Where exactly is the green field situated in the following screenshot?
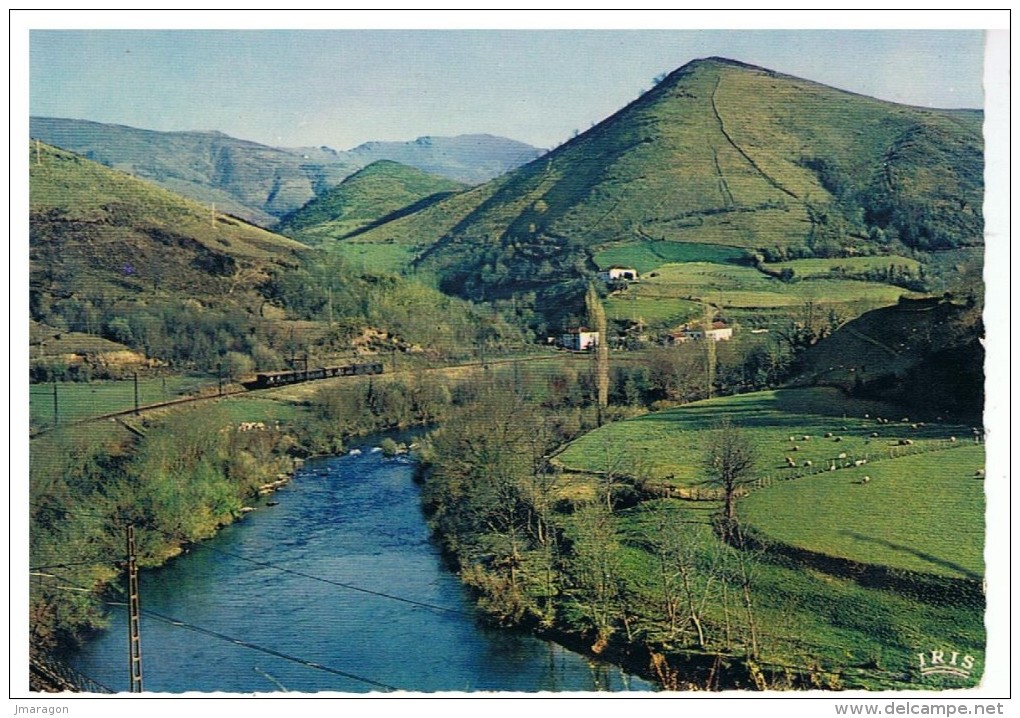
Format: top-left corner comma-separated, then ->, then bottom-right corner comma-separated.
594,241 -> 750,274
603,261 -> 910,329
327,240 -> 419,275
552,387 -> 985,687
608,498 -> 984,689
742,445 -> 985,580
556,388 -> 969,486
762,255 -> 921,278
29,375 -> 213,430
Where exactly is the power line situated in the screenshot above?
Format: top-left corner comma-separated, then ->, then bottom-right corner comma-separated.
192,543 -> 472,618
38,572 -> 399,692
30,503 -> 472,616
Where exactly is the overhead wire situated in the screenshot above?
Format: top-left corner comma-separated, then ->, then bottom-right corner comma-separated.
38,571 -> 399,692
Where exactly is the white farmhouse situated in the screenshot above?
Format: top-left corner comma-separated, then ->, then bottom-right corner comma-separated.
670,321 -> 734,343
597,266 -> 639,282
560,328 -> 600,351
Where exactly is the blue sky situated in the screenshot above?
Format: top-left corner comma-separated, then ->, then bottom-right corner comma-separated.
27,23 -> 990,151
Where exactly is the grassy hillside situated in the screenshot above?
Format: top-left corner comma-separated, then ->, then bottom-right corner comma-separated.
30,117 -> 360,226
31,118 -> 542,227
788,296 -> 984,420
351,57 -> 981,327
742,444 -> 984,580
30,142 -> 307,300
275,160 -> 466,242
555,387 -> 969,485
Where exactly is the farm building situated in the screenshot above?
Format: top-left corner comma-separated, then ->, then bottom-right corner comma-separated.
670,321 -> 734,343
560,328 -> 600,351
597,266 -> 639,282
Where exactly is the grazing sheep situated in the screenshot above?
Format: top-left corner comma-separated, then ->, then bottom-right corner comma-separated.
870,432 -> 879,438
792,445 -> 799,451
950,436 -> 957,443
837,452 -> 848,460
911,423 -> 919,430
864,414 -> 870,419
785,456 -> 797,467
854,459 -> 867,467
803,460 -> 813,468
975,469 -> 985,478
901,417 -> 910,423
824,432 -> 833,438
862,476 -> 871,484
802,435 -> 811,441
898,439 -> 914,446
789,436 -> 796,443
834,436 -> 842,442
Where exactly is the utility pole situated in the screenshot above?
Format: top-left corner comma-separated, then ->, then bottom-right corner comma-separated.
126,525 -> 143,693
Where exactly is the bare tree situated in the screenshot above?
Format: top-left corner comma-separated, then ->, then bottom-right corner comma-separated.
703,418 -> 758,536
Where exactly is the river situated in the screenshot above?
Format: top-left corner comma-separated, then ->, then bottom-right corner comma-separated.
68,440 -> 654,693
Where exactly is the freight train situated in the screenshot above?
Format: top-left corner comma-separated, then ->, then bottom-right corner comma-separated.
246,362 -> 384,389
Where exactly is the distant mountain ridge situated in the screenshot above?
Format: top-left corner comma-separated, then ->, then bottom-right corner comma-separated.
28,117 -> 544,227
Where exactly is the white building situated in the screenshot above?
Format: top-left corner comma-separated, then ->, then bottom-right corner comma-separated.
597,266 -> 639,282
560,329 -> 600,351
671,321 -> 733,343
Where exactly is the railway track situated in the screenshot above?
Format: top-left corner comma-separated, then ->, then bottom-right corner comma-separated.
28,353 -> 569,439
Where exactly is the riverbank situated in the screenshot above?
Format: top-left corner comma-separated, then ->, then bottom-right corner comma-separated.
64,448 -> 654,693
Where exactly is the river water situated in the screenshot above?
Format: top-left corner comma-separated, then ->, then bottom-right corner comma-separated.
69,442 -> 654,694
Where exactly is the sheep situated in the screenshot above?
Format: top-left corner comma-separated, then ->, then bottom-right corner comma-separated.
791,444 -> 799,451
864,414 -> 870,419
824,432 -> 833,438
949,436 -> 957,443
911,423 -> 919,430
789,436 -> 796,443
834,436 -> 843,442
901,417 -> 910,423
862,476 -> 871,484
837,452 -> 848,460
803,460 -> 813,468
801,435 -> 812,441
870,432 -> 879,438
975,469 -> 985,478
898,439 -> 914,446
854,459 -> 867,467
785,456 -> 797,468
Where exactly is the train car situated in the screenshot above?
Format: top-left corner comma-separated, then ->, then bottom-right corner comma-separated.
248,362 -> 384,390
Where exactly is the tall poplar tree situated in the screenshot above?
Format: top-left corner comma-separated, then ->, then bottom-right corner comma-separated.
585,283 -> 609,423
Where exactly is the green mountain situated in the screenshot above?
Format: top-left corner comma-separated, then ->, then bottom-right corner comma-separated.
29,118 -> 543,227
29,117 -> 360,227
30,142 -> 308,300
351,57 -> 982,313
275,160 -> 467,242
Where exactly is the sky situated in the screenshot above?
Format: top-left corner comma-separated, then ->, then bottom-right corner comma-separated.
23,14 -> 995,152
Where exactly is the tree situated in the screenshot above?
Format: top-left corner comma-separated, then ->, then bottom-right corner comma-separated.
703,419 -> 758,535
585,283 -> 609,422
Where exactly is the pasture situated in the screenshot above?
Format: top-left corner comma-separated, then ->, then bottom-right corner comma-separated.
582,497 -> 985,688
555,387 -> 971,487
29,374 -> 213,431
742,444 -> 985,580
594,240 -> 749,274
630,262 -> 908,307
762,255 -> 921,279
